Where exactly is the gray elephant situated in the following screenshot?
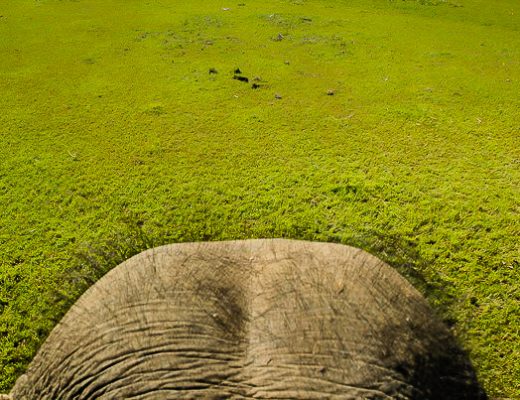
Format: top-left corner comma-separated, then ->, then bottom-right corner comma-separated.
5,239 -> 485,399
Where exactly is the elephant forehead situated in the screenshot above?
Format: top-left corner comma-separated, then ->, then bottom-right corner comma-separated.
89,238 -> 419,304
67,240 -> 425,346
11,240 -> 447,399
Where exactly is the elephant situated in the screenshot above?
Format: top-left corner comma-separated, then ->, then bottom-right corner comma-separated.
5,239 -> 486,399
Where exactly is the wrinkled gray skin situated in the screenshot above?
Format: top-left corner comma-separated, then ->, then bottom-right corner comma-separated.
7,239 -> 485,399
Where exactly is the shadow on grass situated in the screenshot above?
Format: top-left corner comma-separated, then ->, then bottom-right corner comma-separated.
358,231 -> 458,325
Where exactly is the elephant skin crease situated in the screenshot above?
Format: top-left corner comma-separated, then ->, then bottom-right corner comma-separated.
8,239 -> 487,399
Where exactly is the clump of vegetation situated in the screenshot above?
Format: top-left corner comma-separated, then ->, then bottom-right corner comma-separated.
0,0 -> 519,397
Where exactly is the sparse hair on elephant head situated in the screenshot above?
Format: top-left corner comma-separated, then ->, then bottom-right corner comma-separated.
7,239 -> 486,399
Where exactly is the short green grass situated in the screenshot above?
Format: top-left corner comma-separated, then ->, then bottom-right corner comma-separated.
1,0 -> 519,397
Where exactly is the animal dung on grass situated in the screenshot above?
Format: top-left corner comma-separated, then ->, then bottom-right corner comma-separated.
233,74 -> 249,83
8,240 -> 486,399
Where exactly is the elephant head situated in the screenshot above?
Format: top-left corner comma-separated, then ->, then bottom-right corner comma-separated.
6,239 -> 486,399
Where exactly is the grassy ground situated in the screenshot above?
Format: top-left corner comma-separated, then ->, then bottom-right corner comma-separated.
0,0 -> 519,397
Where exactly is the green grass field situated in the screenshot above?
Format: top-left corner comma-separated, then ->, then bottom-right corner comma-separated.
1,0 -> 519,397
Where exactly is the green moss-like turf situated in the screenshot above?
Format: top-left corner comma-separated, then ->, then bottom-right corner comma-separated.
1,0 -> 519,397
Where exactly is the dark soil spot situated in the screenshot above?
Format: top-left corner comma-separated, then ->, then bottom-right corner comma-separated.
273,33 -> 284,41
